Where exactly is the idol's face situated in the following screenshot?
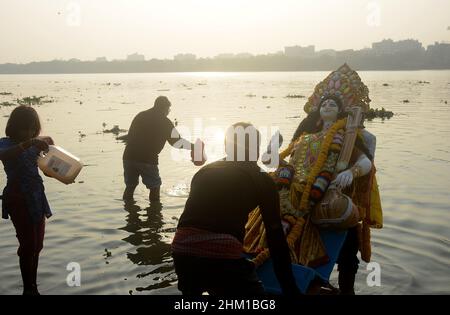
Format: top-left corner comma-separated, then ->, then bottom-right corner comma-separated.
320,99 -> 339,122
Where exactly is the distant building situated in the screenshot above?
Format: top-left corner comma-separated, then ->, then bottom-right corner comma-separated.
336,49 -> 355,58
126,53 -> 145,61
174,53 -> 197,61
372,39 -> 424,55
215,53 -> 235,60
284,45 -> 315,58
426,42 -> 450,65
317,49 -> 337,57
95,57 -> 108,62
235,53 -> 253,59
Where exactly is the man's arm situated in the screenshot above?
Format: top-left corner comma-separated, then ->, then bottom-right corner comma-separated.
258,175 -> 301,296
167,124 -> 193,150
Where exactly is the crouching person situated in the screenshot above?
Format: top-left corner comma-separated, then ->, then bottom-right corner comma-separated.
171,122 -> 300,296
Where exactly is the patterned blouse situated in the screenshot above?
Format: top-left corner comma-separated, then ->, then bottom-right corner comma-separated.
0,137 -> 52,223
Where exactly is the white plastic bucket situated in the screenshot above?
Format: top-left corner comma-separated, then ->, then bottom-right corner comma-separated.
37,145 -> 83,185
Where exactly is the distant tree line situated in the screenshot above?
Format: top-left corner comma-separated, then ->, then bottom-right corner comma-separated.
0,51 -> 449,74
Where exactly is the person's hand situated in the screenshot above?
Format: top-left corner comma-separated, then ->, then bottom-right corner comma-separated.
36,136 -> 54,145
191,139 -> 207,166
331,169 -> 353,189
30,138 -> 50,152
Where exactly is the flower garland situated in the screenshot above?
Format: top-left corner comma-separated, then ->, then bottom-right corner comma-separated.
299,118 -> 347,211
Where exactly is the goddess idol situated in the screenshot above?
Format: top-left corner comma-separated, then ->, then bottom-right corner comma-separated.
243,64 -> 383,294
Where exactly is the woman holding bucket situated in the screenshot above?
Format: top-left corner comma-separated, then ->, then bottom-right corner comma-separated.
0,105 -> 54,295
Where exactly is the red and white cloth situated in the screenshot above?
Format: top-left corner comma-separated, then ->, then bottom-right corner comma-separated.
172,227 -> 243,260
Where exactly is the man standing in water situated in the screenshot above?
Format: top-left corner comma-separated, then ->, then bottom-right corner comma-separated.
171,122 -> 300,296
122,96 -> 205,202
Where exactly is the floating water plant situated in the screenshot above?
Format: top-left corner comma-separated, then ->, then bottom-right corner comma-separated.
103,125 -> 127,136
0,101 -> 16,107
16,96 -> 54,106
366,107 -> 394,121
285,94 -> 305,99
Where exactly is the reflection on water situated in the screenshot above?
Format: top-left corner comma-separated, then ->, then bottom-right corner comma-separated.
0,71 -> 449,294
120,201 -> 175,293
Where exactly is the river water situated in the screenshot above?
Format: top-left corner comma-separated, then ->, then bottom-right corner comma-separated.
0,71 -> 449,295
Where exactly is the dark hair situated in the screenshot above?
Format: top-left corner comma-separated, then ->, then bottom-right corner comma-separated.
154,96 -> 171,110
5,105 -> 41,142
225,122 -> 261,162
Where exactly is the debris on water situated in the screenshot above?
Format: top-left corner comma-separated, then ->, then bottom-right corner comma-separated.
366,107 -> 394,121
174,119 -> 178,126
0,101 -> 16,107
78,181 -> 84,184
0,92 -> 12,95
78,131 -> 86,140
197,82 -> 207,86
266,106 -> 271,108
402,99 -> 410,103
16,96 -> 54,106
104,248 -> 112,258
418,81 -> 430,84
382,83 -> 389,86
79,101 -> 83,105
103,125 -> 127,136
262,96 -> 268,99
285,94 -> 305,99
246,94 -> 256,97
116,134 -> 128,142
129,290 -> 133,295
97,107 -> 118,112
113,83 -> 121,86
16,96 -> 55,106
287,115 -> 301,119
157,89 -> 170,92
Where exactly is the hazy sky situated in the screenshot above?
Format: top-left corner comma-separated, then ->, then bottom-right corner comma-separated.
0,0 -> 449,63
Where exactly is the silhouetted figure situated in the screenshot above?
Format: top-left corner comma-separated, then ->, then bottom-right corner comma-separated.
0,106 -> 54,295
171,122 -> 300,296
122,96 -> 205,202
